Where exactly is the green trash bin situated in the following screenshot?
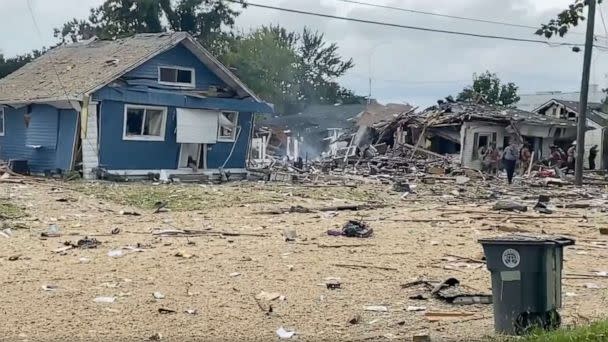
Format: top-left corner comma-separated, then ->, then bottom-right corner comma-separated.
478,235 -> 575,335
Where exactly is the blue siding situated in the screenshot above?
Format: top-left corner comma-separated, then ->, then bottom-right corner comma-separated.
0,105 -> 77,173
125,43 -> 226,90
97,100 -> 253,170
55,110 -> 78,170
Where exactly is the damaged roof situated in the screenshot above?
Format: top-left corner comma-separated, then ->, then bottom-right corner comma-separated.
422,101 -> 578,128
0,32 -> 260,104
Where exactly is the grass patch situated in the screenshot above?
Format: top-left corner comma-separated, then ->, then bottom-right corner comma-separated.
0,200 -> 27,219
494,321 -> 608,342
68,182 -> 390,211
522,321 -> 608,342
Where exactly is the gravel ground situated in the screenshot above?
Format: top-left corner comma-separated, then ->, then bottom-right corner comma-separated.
0,179 -> 606,341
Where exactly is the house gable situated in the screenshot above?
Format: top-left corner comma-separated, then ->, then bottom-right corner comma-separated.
124,43 -> 228,92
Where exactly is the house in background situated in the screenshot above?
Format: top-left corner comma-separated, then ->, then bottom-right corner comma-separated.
420,102 -> 578,170
533,99 -> 608,169
0,32 -> 272,179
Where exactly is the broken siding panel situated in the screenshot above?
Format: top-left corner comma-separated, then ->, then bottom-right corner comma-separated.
0,105 -> 76,173
124,43 -> 226,91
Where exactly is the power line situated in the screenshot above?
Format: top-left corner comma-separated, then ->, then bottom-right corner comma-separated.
337,0 -> 542,31
230,0 -> 605,49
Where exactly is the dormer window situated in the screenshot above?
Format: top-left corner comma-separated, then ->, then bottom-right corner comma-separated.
158,66 -> 195,87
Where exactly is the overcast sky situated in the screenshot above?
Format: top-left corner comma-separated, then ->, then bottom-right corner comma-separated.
1,0 -> 607,106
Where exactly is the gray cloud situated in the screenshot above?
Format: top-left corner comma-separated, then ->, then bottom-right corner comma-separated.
0,0 -> 606,106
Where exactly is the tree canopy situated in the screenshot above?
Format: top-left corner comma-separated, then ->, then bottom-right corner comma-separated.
0,49 -> 45,79
457,71 -> 520,106
1,0 -> 358,114
536,0 -> 603,38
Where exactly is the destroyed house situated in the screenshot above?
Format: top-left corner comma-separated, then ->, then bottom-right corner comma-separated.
421,102 -> 578,170
533,99 -> 608,169
0,32 -> 272,178
257,103 -> 367,159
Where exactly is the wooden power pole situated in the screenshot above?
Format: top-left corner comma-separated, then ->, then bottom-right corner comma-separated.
575,0 -> 596,186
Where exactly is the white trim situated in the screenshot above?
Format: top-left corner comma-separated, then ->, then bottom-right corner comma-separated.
0,107 -> 5,136
157,65 -> 196,88
217,111 -> 238,142
83,102 -> 100,179
101,168 -> 247,177
122,104 -> 167,141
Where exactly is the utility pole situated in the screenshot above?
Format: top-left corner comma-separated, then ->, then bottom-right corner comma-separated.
575,0 -> 596,186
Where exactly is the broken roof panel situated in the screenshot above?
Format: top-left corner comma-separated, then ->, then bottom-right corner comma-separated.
421,102 -> 578,128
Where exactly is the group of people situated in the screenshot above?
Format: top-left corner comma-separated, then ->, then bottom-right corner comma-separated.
479,140 -> 600,185
478,141 -> 529,184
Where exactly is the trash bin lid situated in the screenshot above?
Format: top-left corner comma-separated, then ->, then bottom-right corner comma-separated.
478,234 -> 575,246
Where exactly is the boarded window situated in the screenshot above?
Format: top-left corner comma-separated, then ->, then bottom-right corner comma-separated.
158,66 -> 194,87
123,105 -> 167,141
176,108 -> 218,144
218,111 -> 238,141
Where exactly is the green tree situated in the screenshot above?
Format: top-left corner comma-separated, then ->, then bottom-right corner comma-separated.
536,0 -> 603,38
0,49 -> 45,79
54,0 -> 244,55
457,71 -> 520,106
222,25 -> 357,114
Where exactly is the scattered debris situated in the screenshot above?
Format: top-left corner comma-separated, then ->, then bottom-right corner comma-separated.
8,255 -> 20,261
175,251 -> 195,259
283,228 -> 297,242
326,278 -> 341,290
108,250 -> 124,258
365,305 -> 388,312
153,201 -> 168,213
119,210 -> 141,216
41,224 -> 61,238
110,227 -> 121,235
492,201 -> 527,212
0,228 -> 12,238
600,228 -> 608,235
158,308 -> 177,314
412,333 -> 431,342
255,291 -> 282,301
76,237 -> 101,249
148,332 -> 162,341
327,220 -> 373,238
41,284 -> 59,291
229,272 -> 241,277
406,306 -> 427,312
276,327 -> 296,339
348,314 -> 361,325
402,277 -> 492,305
184,309 -> 198,315
93,296 -> 116,303
153,292 -> 165,300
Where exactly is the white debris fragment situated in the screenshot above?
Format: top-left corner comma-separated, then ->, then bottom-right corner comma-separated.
406,306 -> 427,312
153,292 -> 165,300
365,305 -> 388,312
94,296 -> 116,303
276,327 -> 296,339
108,250 -> 123,258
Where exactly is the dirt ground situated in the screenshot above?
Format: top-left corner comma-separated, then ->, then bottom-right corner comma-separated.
0,178 -> 607,341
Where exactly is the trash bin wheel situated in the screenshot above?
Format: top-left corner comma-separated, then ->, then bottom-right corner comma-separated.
515,310 -> 561,335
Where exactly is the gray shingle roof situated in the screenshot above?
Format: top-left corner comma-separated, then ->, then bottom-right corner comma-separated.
0,32 -> 259,104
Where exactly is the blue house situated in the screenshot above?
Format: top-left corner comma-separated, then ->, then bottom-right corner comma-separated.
0,32 -> 272,179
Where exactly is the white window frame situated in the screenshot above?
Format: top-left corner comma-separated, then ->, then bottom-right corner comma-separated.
157,66 -> 196,88
217,111 -> 239,142
122,104 -> 167,141
0,107 -> 4,136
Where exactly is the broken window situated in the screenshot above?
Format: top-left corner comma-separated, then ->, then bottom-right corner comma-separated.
472,132 -> 496,160
218,111 -> 238,141
158,66 -> 195,87
123,105 -> 166,141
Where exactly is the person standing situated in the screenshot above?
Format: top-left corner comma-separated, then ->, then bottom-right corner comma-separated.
489,143 -> 500,175
519,143 -> 532,174
567,142 -> 576,174
503,141 -> 518,184
589,145 -> 598,170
